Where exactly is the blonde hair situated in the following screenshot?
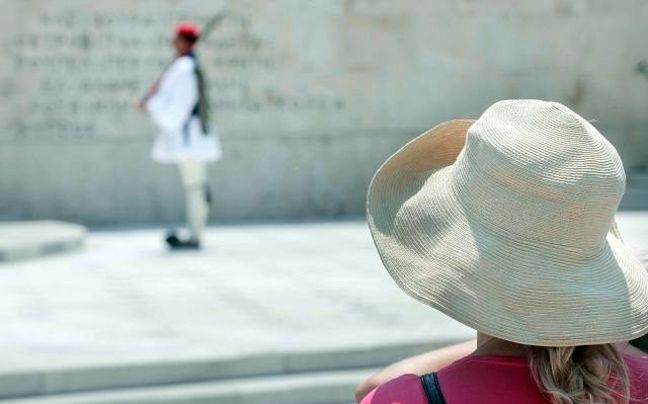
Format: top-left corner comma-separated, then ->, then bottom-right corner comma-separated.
529,344 -> 630,404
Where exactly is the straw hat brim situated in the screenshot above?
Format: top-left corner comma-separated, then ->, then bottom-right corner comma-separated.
367,120 -> 648,347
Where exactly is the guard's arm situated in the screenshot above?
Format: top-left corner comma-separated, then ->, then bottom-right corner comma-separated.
145,60 -> 198,133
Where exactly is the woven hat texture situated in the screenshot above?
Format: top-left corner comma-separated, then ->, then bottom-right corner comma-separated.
367,99 -> 648,346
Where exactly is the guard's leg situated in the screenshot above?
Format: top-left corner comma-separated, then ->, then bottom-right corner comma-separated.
178,161 -> 210,243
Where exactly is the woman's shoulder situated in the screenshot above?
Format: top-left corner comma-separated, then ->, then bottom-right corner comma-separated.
626,354 -> 648,379
626,353 -> 648,370
360,355 -> 648,404
360,374 -> 428,404
624,355 -> 648,403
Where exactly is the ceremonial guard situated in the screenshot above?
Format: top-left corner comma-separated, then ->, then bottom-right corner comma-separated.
141,23 -> 221,249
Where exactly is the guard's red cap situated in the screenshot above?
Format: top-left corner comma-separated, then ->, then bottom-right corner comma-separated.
175,23 -> 201,40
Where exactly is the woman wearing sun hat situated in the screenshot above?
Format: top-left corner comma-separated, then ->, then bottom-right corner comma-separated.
355,250 -> 648,403
362,99 -> 648,404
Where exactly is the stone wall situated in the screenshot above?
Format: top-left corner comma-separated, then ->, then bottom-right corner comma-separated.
1,0 -> 647,224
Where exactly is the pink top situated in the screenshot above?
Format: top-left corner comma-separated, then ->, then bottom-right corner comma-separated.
361,355 -> 648,404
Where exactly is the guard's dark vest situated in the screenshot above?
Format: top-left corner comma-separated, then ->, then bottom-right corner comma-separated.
188,53 -> 209,134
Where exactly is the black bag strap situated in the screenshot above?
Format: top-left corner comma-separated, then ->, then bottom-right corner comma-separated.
421,373 -> 447,404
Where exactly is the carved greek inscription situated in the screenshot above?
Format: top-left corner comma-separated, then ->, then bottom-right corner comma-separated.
3,8 -> 346,142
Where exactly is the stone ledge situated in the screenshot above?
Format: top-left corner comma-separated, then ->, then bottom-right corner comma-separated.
0,368 -> 374,404
0,338 -> 469,400
0,221 -> 86,262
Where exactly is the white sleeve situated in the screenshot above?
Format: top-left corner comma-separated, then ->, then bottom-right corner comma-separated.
145,59 -> 198,133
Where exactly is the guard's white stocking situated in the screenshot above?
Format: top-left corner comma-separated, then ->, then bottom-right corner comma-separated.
177,161 -> 209,241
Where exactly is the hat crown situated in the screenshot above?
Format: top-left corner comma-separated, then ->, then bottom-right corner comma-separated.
366,99 -> 648,346
452,100 -> 625,256
175,22 -> 201,39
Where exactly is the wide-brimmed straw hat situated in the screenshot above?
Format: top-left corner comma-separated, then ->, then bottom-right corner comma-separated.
367,99 -> 648,347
